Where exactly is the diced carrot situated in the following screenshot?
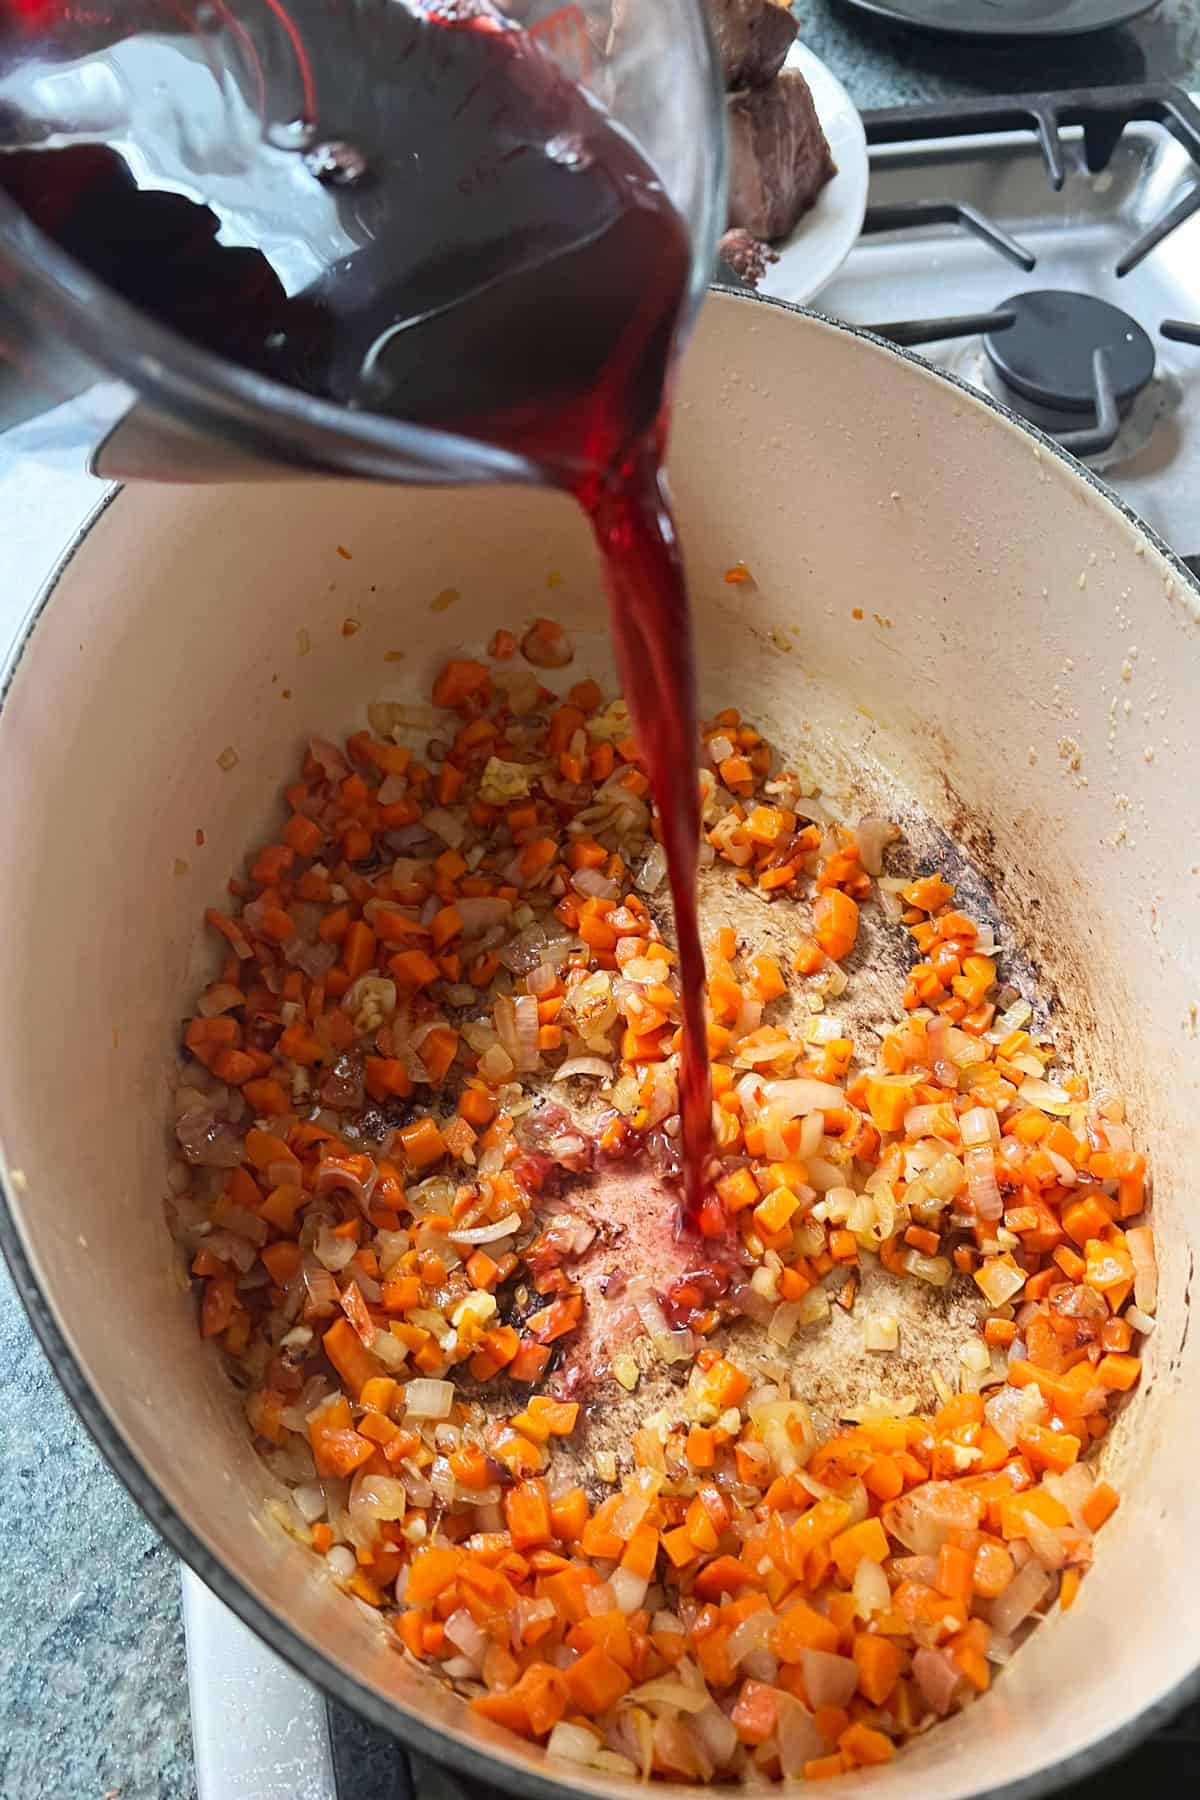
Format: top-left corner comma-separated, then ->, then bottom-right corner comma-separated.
731,1679 -> 781,1746
1096,1353 -> 1141,1392
342,921 -> 376,981
803,1754 -> 848,1781
389,948 -> 439,988
364,1056 -> 413,1103
813,889 -> 859,962
322,1319 -> 383,1399
852,1633 -> 901,1706
1081,1481 -> 1120,1532
772,1601 -> 840,1660
864,1072 -> 920,1133
432,658 -> 490,710
243,1078 -> 289,1117
839,1722 -> 895,1768
549,1487 -> 590,1545
398,1118 -> 446,1170
830,1517 -> 889,1582
972,1539 -> 1014,1598
407,1544 -> 463,1605
508,1339 -> 551,1384
308,1395 -> 374,1478
1017,1425 -> 1082,1472
504,1478 -> 554,1550
258,1183 -> 306,1231
563,1647 -> 631,1716
419,1026 -> 459,1086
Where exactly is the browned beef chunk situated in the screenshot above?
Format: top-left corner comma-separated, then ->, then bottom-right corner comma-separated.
708,0 -> 799,89
717,227 -> 779,288
609,0 -> 796,91
726,66 -> 836,242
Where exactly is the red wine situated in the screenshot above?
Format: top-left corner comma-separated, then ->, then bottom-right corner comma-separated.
0,0 -> 714,1219
585,442 -> 714,1229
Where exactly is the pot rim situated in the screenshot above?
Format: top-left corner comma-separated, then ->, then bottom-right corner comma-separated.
1,289 -> 1197,1799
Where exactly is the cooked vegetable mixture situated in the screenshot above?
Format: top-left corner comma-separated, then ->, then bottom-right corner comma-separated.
171,625 -> 1154,1782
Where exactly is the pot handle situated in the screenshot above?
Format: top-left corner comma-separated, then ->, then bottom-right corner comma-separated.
181,1565 -> 339,1800
181,1566 -> 480,1800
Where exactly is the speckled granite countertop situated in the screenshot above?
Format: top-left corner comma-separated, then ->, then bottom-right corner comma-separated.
3,6 -> 1200,1797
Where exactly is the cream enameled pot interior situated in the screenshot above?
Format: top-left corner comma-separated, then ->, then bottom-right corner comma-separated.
0,293 -> 1197,1799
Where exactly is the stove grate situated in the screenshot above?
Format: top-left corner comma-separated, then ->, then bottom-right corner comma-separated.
862,202 -> 1035,270
856,87 -> 1200,459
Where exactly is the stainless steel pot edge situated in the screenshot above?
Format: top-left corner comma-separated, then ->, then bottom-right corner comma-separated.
0,290 -> 1197,1800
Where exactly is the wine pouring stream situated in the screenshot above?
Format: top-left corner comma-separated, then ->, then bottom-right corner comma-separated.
0,0 -> 727,1223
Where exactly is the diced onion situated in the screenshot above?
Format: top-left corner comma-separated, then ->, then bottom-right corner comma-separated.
547,1722 -> 603,1766
293,1484 -> 327,1524
987,1557 -> 1052,1635
762,1078 -> 845,1118
478,1043 -> 514,1083
1017,1076 -> 1075,1115
855,816 -> 899,877
456,897 -> 512,936
853,1558 -> 890,1619
553,1056 -> 613,1083
631,1678 -> 712,1715
694,1705 -> 739,1770
1043,1463 -> 1096,1535
768,1302 -> 802,1347
1127,1226 -> 1157,1314
961,1106 -> 1000,1149
797,1285 -> 831,1325
510,993 -> 539,1070
964,1146 -> 1003,1220
975,1257 -> 1026,1307
571,868 -> 620,901
404,1378 -> 454,1418
996,998 -> 1033,1033
1024,1512 -> 1068,1571
635,843 -> 668,894
942,1028 -> 990,1069
314,1225 -> 358,1272
728,1610 -> 773,1668
422,807 -> 466,849
447,1213 -> 523,1245
349,1471 -> 408,1523
903,1249 -> 952,1287
776,1696 -> 826,1777
912,1647 -> 962,1716
800,1648 -> 857,1708
499,920 -> 574,975
611,1565 -> 648,1614
884,1483 -> 976,1554
864,1314 -> 898,1353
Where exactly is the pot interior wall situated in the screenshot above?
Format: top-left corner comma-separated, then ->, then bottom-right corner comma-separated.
0,293 -> 1197,1799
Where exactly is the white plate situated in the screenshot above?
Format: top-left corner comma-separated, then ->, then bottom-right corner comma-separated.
756,41 -> 869,308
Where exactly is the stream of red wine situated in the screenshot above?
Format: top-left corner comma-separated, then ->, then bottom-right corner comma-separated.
0,0 -> 715,1221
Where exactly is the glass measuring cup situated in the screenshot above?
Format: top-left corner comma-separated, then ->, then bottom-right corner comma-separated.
0,1 -> 726,484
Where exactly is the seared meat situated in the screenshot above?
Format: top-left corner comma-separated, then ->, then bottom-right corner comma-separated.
717,227 -> 780,288
610,0 -> 796,92
708,0 -> 799,89
726,66 -> 837,242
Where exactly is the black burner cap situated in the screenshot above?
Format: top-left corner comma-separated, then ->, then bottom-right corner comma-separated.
984,290 -> 1156,412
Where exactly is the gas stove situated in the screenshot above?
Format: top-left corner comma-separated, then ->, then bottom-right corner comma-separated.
814,85 -> 1200,572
